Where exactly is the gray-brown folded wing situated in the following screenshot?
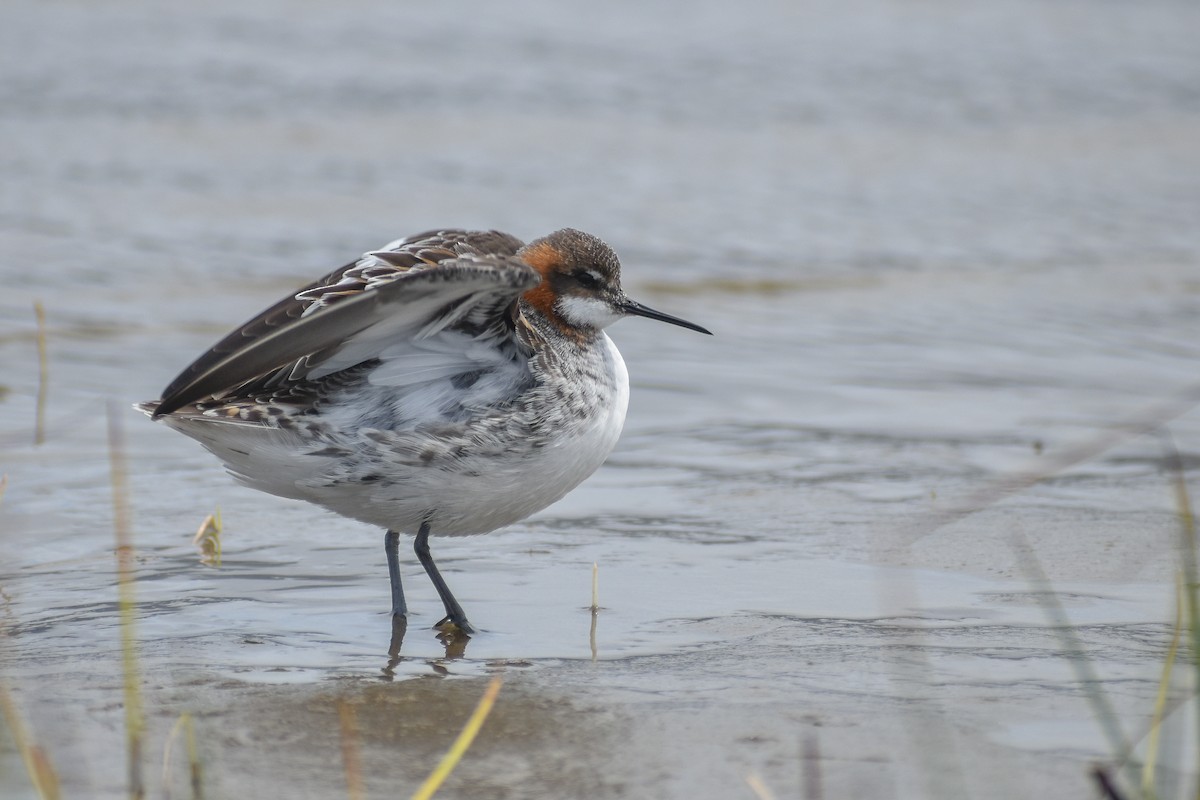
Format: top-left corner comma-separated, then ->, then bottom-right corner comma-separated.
153,230 -> 534,416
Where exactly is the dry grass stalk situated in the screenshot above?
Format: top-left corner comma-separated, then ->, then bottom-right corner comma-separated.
162,713 -> 203,800
901,386 -> 1200,553
745,773 -> 777,800
409,677 -> 502,800
0,683 -> 61,799
184,716 -> 202,800
1140,573 -> 1184,797
1092,765 -> 1127,800
803,723 -> 824,800
1010,529 -> 1137,789
590,562 -> 599,612
192,510 -> 222,567
33,301 -> 48,446
108,403 -> 144,800
338,700 -> 365,800
590,562 -> 599,660
1162,436 -> 1200,800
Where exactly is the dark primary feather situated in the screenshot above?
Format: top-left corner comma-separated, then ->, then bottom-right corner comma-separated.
153,230 -> 534,417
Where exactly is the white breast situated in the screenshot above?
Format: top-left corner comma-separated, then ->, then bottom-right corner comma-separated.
305,333 -> 631,535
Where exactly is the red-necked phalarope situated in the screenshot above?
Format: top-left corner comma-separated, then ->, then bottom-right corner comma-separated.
138,228 -> 710,633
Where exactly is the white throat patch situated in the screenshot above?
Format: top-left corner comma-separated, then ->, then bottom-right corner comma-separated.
557,295 -> 623,329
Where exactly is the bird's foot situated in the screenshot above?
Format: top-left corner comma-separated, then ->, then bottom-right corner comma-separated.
434,614 -> 475,635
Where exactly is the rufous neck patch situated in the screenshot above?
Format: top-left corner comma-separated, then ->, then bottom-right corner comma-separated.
518,241 -> 590,342
519,240 -> 563,320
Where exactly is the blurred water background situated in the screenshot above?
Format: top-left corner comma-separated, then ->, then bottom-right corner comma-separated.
2,1 -> 1199,797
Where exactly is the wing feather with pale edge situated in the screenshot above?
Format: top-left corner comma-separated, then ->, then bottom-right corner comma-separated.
153,231 -> 536,417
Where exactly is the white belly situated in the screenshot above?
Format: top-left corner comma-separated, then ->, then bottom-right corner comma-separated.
328,334 -> 631,534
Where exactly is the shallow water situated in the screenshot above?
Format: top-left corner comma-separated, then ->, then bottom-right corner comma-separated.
2,0 -> 1200,797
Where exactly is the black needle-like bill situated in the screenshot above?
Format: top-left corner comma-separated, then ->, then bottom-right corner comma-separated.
620,298 -> 712,335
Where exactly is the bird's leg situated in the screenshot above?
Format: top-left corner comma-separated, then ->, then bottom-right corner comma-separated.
413,521 -> 474,634
385,529 -> 407,618
384,614 -> 408,677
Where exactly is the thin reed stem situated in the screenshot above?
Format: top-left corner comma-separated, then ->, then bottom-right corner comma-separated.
33,301 -> 48,445
108,403 -> 144,800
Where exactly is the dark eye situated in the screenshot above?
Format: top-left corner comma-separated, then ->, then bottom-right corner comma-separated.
573,270 -> 602,289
